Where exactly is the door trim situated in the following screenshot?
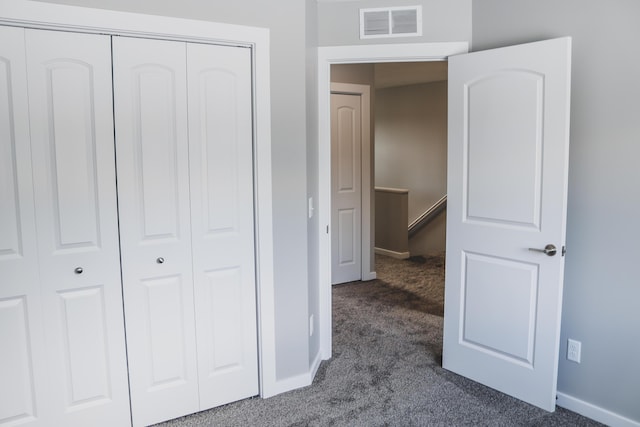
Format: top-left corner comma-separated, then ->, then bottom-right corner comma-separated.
0,0 -> 279,398
318,42 -> 469,359
330,82 -> 372,284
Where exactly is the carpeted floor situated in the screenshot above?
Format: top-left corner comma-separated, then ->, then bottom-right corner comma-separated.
155,254 -> 603,427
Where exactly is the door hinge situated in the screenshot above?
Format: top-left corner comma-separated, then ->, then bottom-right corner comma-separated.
326,225 -> 329,234
562,246 -> 566,256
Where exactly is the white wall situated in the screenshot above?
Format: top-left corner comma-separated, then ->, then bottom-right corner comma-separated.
375,82 -> 447,254
35,0 -> 312,382
318,0 -> 472,46
473,1 -> 640,423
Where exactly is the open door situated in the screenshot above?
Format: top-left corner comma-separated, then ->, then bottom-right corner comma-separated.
443,38 -> 572,411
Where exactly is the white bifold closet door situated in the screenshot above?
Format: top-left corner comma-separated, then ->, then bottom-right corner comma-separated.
0,25 -> 47,427
113,37 -> 258,427
0,27 -> 131,427
187,42 -> 259,408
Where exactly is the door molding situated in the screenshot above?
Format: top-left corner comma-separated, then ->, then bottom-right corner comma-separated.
0,0 -> 279,399
317,42 -> 469,359
331,82 -> 372,284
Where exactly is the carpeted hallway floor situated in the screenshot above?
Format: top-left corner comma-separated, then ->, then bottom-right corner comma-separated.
156,254 -> 603,427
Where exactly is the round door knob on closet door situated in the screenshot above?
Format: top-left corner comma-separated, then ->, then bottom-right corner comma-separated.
156,257 -> 165,264
74,267 -> 84,274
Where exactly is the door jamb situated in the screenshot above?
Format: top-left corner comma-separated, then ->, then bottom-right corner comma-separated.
318,42 -> 469,359
330,82 -> 373,284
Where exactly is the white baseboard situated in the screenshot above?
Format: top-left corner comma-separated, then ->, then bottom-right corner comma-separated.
262,351 -> 323,399
362,271 -> 377,281
374,247 -> 410,259
557,392 -> 640,427
309,350 -> 322,379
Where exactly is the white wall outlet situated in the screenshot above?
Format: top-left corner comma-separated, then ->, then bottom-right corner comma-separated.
567,339 -> 581,363
309,314 -> 314,337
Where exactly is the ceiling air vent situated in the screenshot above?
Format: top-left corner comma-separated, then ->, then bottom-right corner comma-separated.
360,6 -> 422,39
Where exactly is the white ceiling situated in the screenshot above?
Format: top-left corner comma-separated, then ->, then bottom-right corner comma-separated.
374,61 -> 448,89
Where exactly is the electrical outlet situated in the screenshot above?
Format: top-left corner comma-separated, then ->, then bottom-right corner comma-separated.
567,339 -> 581,363
309,314 -> 314,337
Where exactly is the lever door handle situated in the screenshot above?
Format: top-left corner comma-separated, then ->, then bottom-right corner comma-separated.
528,244 -> 557,256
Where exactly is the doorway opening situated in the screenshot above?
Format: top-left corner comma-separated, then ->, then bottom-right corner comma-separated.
328,61 -> 450,377
317,42 -> 469,359
330,61 -> 448,285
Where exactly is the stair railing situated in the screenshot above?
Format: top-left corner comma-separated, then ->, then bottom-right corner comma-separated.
408,194 -> 447,237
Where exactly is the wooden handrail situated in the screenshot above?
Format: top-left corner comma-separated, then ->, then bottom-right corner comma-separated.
408,195 -> 447,237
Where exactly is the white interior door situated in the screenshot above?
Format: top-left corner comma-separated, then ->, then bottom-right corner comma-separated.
187,43 -> 259,408
331,93 -> 362,284
0,25 -> 47,426
443,37 -> 572,411
113,37 -> 199,427
24,29 -> 131,426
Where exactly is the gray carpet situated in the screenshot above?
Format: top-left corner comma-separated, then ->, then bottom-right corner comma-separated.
155,254 -> 603,427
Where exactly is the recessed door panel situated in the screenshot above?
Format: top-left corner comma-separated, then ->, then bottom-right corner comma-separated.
337,106 -> 357,193
204,268 -> 243,372
465,71 -> 543,229
187,42 -> 258,410
135,68 -> 181,240
337,209 -> 356,266
0,297 -> 37,425
142,275 -> 190,389
0,57 -> 26,260
58,287 -> 111,407
25,28 -> 130,427
196,68 -> 241,234
113,36 -> 199,427
46,64 -> 101,249
462,253 -> 537,365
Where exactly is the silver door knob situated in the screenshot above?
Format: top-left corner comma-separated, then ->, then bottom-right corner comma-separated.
74,267 -> 84,274
528,244 -> 557,256
156,257 -> 165,264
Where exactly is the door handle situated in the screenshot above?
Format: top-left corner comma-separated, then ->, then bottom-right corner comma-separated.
528,244 -> 557,256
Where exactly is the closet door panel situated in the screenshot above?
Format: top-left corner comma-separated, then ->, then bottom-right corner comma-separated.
0,26 -> 46,427
113,36 -> 199,427
187,43 -> 259,408
24,29 -> 130,426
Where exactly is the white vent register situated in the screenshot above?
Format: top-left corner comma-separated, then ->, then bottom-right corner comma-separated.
360,6 -> 422,39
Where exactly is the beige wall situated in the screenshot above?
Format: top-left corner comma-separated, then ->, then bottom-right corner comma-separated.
375,81 -> 447,254
375,189 -> 409,255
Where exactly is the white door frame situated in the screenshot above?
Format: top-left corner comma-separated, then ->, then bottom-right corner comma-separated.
330,82 -> 372,284
0,0 -> 279,398
318,42 -> 469,359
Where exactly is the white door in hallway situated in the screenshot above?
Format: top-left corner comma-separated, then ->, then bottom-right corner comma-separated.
443,37 -> 572,411
331,93 -> 362,284
24,28 -> 129,426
